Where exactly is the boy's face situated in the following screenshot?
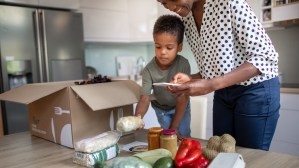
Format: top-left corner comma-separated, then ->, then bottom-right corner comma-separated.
154,32 -> 182,70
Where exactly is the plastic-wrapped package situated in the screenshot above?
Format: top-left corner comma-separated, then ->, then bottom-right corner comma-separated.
75,131 -> 121,153
73,143 -> 120,167
116,116 -> 144,132
105,156 -> 152,168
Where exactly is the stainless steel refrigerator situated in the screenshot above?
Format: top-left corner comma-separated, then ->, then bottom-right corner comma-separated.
0,4 -> 86,134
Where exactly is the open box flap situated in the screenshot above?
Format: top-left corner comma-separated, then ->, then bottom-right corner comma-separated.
71,80 -> 140,111
0,81 -> 75,104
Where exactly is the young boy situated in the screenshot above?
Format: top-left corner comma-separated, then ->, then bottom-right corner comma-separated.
135,15 -> 191,138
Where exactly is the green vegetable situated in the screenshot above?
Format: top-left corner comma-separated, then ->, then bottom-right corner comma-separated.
105,157 -> 152,168
94,161 -> 106,168
133,148 -> 172,166
153,156 -> 174,168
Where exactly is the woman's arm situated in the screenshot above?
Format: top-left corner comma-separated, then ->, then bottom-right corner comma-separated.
170,62 -> 260,96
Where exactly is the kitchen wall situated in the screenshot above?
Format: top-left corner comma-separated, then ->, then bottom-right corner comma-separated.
84,41 -> 198,77
85,26 -> 299,84
267,25 -> 299,84
85,42 -> 148,77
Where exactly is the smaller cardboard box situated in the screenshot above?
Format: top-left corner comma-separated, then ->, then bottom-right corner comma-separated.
0,80 -> 140,148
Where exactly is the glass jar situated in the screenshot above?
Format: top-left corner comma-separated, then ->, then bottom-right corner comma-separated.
148,127 -> 163,150
160,129 -> 177,159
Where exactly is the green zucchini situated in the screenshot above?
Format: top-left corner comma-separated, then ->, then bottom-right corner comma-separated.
133,148 -> 172,166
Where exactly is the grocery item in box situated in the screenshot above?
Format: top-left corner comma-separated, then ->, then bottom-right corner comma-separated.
75,131 -> 121,153
73,143 -> 120,167
116,116 -> 144,132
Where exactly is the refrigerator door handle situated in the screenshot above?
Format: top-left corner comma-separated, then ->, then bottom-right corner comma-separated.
34,10 -> 44,83
40,10 -> 50,82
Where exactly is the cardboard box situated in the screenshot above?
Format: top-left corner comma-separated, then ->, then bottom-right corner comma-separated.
0,80 -> 140,148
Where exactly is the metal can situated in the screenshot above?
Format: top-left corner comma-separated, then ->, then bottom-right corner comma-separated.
148,127 -> 163,150
160,129 -> 177,159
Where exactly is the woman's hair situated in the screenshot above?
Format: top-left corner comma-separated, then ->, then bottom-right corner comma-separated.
153,14 -> 185,44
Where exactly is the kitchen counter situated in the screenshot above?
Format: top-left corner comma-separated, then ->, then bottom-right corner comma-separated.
281,83 -> 299,94
1,131 -> 299,168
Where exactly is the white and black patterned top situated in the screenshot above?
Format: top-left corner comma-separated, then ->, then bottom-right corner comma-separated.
182,0 -> 279,85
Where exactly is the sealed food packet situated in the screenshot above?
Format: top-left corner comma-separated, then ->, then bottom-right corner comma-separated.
116,116 -> 144,132
75,131 -> 121,153
73,143 -> 120,167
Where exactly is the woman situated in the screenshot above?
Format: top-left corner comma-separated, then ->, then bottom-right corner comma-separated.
157,0 -> 280,150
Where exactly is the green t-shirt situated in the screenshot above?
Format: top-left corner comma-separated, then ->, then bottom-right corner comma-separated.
141,55 -> 191,110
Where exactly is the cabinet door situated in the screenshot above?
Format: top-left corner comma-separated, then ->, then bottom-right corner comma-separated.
79,0 -> 130,42
1,0 -> 80,9
128,0 -> 158,42
79,0 -> 128,12
38,0 -> 80,10
272,3 -> 299,22
270,93 -> 299,156
79,8 -> 130,42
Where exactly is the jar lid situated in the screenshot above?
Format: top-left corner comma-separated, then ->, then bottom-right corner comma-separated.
148,127 -> 163,133
161,129 -> 176,135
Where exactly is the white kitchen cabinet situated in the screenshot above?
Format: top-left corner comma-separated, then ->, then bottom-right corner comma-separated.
79,0 -> 128,12
79,8 -> 130,42
79,0 -> 164,42
205,93 -> 214,139
190,96 -> 208,140
79,0 -> 130,42
127,0 -> 158,42
272,2 -> 299,22
38,0 -> 80,10
269,93 -> 299,156
1,0 -> 80,9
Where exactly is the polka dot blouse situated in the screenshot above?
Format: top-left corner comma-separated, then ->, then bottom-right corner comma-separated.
182,0 -> 279,86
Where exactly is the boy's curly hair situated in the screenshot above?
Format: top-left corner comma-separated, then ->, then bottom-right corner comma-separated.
153,14 -> 185,44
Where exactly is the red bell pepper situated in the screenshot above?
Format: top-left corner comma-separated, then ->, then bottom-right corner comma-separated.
175,138 -> 193,161
180,156 -> 209,168
175,138 -> 202,167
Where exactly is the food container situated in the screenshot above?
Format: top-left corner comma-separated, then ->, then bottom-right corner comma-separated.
160,129 -> 177,158
148,127 -> 163,150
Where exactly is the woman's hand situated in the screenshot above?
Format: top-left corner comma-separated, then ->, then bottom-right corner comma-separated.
170,78 -> 216,96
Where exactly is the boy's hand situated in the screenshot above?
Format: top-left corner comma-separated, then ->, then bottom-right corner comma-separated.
135,114 -> 145,129
172,72 -> 192,84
